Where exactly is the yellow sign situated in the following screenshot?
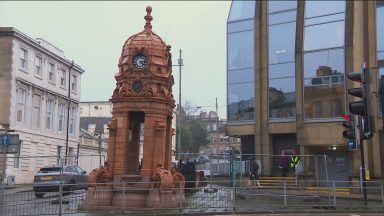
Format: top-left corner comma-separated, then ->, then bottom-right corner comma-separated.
365,170 -> 370,180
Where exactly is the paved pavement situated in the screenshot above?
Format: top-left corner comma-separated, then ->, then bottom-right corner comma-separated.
4,184 -> 33,194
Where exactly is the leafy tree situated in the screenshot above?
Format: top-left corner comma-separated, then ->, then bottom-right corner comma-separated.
180,120 -> 208,153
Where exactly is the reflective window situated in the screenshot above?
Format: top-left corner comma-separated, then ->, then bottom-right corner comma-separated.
269,63 -> 295,79
228,19 -> 254,33
305,1 -> 345,18
304,49 -> 344,78
378,1 -> 384,52
228,0 -> 256,21
305,13 -> 344,26
228,30 -> 254,70
269,22 -> 296,64
304,21 -> 344,51
269,10 -> 297,25
268,1 -> 296,120
303,0 -> 345,120
228,68 -> 254,84
269,0 -> 297,13
269,77 -> 296,119
303,50 -> 345,119
228,83 -> 255,121
377,1 -> 384,114
227,1 -> 256,123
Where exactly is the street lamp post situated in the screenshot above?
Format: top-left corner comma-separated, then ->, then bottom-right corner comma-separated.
176,49 -> 183,159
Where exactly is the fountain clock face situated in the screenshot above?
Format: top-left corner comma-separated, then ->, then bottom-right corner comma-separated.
133,54 -> 148,69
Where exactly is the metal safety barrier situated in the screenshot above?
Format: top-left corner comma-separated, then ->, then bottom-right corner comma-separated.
1,179 -> 384,215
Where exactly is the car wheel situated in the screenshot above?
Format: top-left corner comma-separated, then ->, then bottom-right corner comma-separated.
68,180 -> 76,192
35,192 -> 44,198
63,180 -> 75,195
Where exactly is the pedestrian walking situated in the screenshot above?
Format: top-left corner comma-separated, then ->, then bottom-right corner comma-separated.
278,151 -> 289,177
247,156 -> 262,191
290,150 -> 301,174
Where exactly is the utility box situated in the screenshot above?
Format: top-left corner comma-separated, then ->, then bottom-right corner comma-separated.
7,175 -> 15,186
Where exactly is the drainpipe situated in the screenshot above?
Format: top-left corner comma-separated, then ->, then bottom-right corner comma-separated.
65,60 -> 74,165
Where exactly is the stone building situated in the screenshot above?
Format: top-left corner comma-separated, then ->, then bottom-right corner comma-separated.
0,27 -> 84,184
226,0 -> 384,182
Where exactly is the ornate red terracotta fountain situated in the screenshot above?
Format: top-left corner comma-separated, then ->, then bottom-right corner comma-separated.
82,6 -> 185,209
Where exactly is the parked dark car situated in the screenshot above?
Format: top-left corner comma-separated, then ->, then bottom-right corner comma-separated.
33,165 -> 88,198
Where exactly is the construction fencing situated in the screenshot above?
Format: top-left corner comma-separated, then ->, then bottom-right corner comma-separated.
1,179 -> 384,215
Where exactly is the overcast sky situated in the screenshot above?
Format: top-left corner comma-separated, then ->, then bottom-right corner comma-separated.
0,1 -> 231,118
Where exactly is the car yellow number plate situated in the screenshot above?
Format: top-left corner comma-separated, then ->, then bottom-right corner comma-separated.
40,176 -> 52,180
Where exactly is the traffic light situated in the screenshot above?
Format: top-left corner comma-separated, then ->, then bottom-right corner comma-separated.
347,66 -> 373,140
342,114 -> 355,140
347,72 -> 365,115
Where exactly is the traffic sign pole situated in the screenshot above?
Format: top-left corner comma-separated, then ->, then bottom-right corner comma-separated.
0,127 -> 9,210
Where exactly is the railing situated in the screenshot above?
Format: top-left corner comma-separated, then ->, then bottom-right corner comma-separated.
1,179 -> 384,215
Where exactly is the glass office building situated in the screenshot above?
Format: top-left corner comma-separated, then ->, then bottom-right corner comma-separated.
226,0 -> 384,180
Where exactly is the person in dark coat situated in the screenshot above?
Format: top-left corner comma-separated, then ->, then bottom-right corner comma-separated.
278,151 -> 289,177
247,156 -> 262,191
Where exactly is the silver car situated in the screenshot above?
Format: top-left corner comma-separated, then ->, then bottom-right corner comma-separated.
33,165 -> 88,198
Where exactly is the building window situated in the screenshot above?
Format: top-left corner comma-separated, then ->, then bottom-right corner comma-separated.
71,74 -> 77,92
32,94 -> 41,128
58,103 -> 65,132
35,56 -> 42,77
48,63 -> 55,82
16,88 -> 27,123
227,13 -> 255,123
14,152 -> 20,168
60,69 -> 66,87
19,47 -> 28,70
377,1 -> 384,114
268,1 -> 297,120
88,124 -> 96,134
57,146 -> 62,166
303,0 -> 346,120
46,98 -> 54,130
69,107 -> 76,135
103,123 -> 109,135
228,0 -> 255,22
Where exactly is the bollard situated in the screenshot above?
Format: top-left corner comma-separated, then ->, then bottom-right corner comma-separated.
333,181 -> 336,206
283,180 -> 287,208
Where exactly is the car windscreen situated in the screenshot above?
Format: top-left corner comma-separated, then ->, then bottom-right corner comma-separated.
39,167 -> 62,173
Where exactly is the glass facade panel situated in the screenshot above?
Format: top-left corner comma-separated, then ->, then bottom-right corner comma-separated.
304,49 -> 344,78
228,19 -> 254,33
304,21 -> 345,51
377,1 -> 384,115
305,13 -> 345,26
228,83 -> 255,121
227,2 -> 256,123
269,77 -> 295,119
268,0 -> 297,13
228,30 -> 254,70
228,0 -> 255,21
378,1 -> 384,52
303,1 -> 345,120
303,50 -> 345,119
269,22 -> 296,64
268,1 -> 296,120
305,1 -> 345,18
228,68 -> 254,84
269,63 -> 295,79
269,10 -> 297,25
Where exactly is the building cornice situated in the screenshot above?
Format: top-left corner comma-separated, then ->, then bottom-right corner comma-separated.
0,27 -> 85,74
